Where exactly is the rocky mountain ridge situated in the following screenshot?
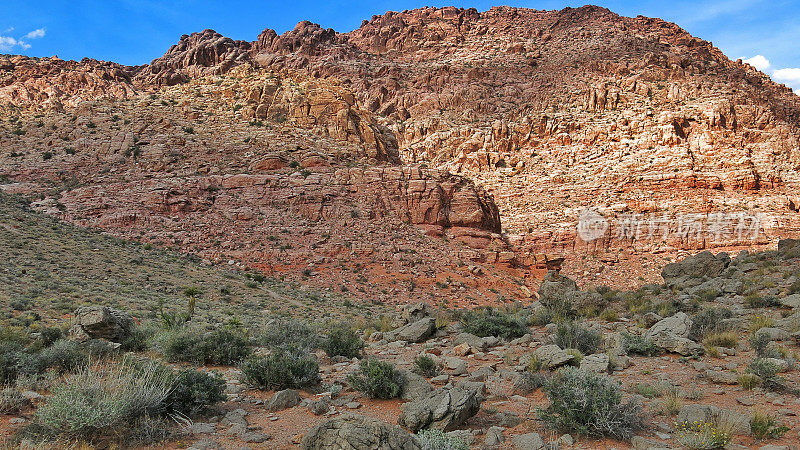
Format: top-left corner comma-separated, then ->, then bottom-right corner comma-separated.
2,5 -> 800,291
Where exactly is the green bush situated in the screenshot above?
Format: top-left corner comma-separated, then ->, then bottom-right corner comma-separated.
513,371 -> 547,395
166,369 -> 226,416
0,343 -> 23,383
461,308 -> 527,339
241,349 -> 320,390
554,322 -> 601,355
322,326 -> 363,358
416,429 -> 469,450
258,317 -> 320,351
750,411 -> 789,440
748,358 -> 779,380
0,388 -> 31,414
160,327 -> 251,365
413,355 -> 439,377
347,358 -> 405,399
28,362 -> 173,444
622,332 -> 659,356
690,307 -> 733,340
37,339 -> 90,374
749,330 -> 780,358
538,367 -> 645,440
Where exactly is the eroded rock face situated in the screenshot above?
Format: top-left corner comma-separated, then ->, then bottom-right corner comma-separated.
302,414 -> 421,450
68,306 -> 134,343
398,387 -> 481,432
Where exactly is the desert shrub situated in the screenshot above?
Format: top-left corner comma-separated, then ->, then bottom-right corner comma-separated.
166,369 -> 226,417
749,330 -> 778,358
750,411 -> 789,440
530,297 -> 576,326
0,343 -> 23,383
748,315 -> 774,332
241,348 -> 320,390
621,332 -> 659,356
0,388 -> 31,414
702,331 -> 738,349
675,420 -> 732,449
321,326 -> 363,358
748,358 -> 779,380
347,358 -> 404,399
690,307 -> 733,339
745,293 -> 780,308
416,429 -> 469,450
634,383 -> 662,399
513,371 -> 547,394
37,339 -> 90,374
28,362 -> 173,443
258,317 -> 320,351
694,288 -> 721,303
120,325 -> 151,352
159,327 -> 251,365
737,373 -> 762,390
554,322 -> 601,355
538,367 -> 645,440
413,355 -> 439,377
461,308 -> 527,339
658,389 -> 683,416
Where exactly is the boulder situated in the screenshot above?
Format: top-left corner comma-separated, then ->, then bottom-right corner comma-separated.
532,345 -> 574,368
756,327 -> 790,341
780,294 -> 800,309
266,389 -> 301,412
386,318 -> 436,343
400,370 -> 434,401
661,251 -> 730,286
302,414 -> 421,449
398,387 -> 481,432
400,302 -> 432,324
648,331 -> 703,356
68,306 -> 135,343
537,271 -> 604,311
778,238 -> 800,253
512,432 -> 545,450
645,312 -> 692,339
579,353 -> 610,373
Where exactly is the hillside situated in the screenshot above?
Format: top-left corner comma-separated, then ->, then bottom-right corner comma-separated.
0,190 -> 382,325
2,5 -> 800,291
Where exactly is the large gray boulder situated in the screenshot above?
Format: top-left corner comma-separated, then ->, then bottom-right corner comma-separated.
661,251 -> 730,286
398,387 -> 480,432
532,345 -> 574,369
400,302 -> 432,324
385,318 -> 436,343
645,312 -> 692,339
537,271 -> 604,311
645,313 -> 702,356
266,389 -> 300,412
302,414 -> 421,450
512,432 -> 545,450
68,306 -> 135,343
400,370 -> 434,401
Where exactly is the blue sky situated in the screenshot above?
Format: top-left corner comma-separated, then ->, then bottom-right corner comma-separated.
1,0 -> 799,92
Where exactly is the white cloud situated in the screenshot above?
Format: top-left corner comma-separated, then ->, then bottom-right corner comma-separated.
0,35 -> 20,52
24,28 -> 45,39
0,27 -> 45,53
772,68 -> 800,96
741,54 -> 770,71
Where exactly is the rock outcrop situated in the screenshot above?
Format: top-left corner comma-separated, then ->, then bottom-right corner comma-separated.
68,306 -> 135,343
302,414 -> 421,450
398,387 -> 481,432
